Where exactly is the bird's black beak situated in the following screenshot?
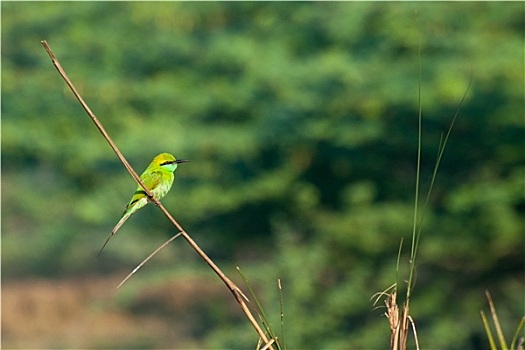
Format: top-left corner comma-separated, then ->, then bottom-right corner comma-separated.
175,159 -> 190,164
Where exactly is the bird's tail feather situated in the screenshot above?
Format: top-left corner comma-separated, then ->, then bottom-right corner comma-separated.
111,211 -> 132,236
97,212 -> 132,258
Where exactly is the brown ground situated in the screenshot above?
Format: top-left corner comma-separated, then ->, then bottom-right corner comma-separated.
2,273 -> 237,349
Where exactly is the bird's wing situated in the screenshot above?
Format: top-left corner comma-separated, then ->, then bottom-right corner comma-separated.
125,170 -> 163,210
99,170 -> 167,257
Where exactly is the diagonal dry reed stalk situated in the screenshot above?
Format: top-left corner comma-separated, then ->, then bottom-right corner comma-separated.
41,40 -> 275,350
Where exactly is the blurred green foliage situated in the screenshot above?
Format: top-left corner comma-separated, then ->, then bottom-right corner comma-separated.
2,2 -> 523,349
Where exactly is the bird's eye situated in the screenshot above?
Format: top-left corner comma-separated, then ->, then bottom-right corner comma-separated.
161,161 -> 175,166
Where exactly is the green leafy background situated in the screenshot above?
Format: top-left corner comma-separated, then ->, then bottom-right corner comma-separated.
2,2 -> 523,349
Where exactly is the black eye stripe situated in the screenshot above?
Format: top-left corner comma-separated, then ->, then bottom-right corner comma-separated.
160,161 -> 175,166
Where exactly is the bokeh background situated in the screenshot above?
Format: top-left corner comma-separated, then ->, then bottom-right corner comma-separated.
2,2 -> 523,349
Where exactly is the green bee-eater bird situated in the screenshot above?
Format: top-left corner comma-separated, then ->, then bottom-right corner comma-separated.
98,153 -> 189,256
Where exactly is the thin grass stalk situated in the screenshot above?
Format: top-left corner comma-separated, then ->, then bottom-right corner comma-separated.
481,310 -> 498,350
413,71 -> 473,261
407,38 -> 423,303
381,13 -> 470,349
407,315 -> 420,350
486,290 -> 509,349
510,317 -> 525,350
278,279 -> 286,350
236,268 -> 279,347
384,291 -> 400,350
400,303 -> 410,350
117,232 -> 183,290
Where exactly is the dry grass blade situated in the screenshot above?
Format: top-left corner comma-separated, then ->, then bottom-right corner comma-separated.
260,338 -> 276,350
518,337 -> 525,350
385,291 -> 400,350
117,232 -> 183,290
379,289 -> 419,350
407,316 -> 420,350
371,284 -> 396,309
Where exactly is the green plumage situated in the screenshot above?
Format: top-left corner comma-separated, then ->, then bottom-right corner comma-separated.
98,153 -> 188,256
